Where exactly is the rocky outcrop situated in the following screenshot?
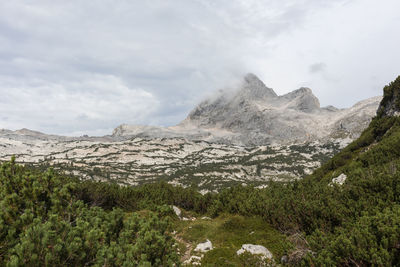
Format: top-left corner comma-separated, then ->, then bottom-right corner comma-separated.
114,73 -> 381,145
330,173 -> 347,186
377,75 -> 400,117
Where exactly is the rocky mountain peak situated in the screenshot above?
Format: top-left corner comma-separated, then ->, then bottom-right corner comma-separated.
243,73 -> 263,85
240,73 -> 277,100
295,87 -> 313,94
282,87 -> 315,99
280,87 -> 320,112
377,75 -> 400,117
183,73 -> 276,125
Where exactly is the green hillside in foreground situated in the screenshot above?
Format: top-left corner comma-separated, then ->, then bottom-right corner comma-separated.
1,76 -> 400,266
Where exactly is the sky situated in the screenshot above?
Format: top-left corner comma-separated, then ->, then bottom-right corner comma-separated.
0,0 -> 399,136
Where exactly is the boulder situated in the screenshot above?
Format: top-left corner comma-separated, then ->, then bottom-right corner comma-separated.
194,239 -> 213,253
330,173 -> 347,186
172,205 -> 181,217
236,244 -> 273,260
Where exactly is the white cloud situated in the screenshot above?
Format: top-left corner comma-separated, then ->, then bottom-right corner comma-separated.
0,74 -> 158,135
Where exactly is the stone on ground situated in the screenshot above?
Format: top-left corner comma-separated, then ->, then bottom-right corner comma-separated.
330,173 -> 347,186
194,239 -> 213,253
237,244 -> 273,260
172,205 -> 181,217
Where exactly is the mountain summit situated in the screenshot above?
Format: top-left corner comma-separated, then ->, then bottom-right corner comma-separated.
279,87 -> 320,113
240,73 -> 277,100
114,73 -> 381,145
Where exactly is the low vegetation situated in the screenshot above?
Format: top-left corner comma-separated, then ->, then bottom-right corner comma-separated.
174,214 -> 290,266
0,158 -> 178,266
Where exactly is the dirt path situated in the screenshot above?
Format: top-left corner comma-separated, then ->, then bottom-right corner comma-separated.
174,235 -> 193,262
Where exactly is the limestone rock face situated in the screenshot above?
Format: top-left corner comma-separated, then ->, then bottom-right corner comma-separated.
114,73 -> 381,146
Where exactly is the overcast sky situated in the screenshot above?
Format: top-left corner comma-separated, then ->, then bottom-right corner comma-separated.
0,0 -> 399,136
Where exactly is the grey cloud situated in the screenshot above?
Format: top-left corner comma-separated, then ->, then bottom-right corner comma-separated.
309,63 -> 327,73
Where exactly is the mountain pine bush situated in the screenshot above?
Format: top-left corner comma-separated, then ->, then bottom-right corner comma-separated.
0,157 -> 178,266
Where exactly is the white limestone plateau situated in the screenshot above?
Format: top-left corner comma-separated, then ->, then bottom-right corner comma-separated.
0,133 -> 347,191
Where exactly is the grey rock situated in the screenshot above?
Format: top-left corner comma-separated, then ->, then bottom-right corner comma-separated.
330,173 -> 347,186
194,239 -> 213,252
236,244 -> 273,260
171,205 -> 181,218
281,255 -> 289,264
